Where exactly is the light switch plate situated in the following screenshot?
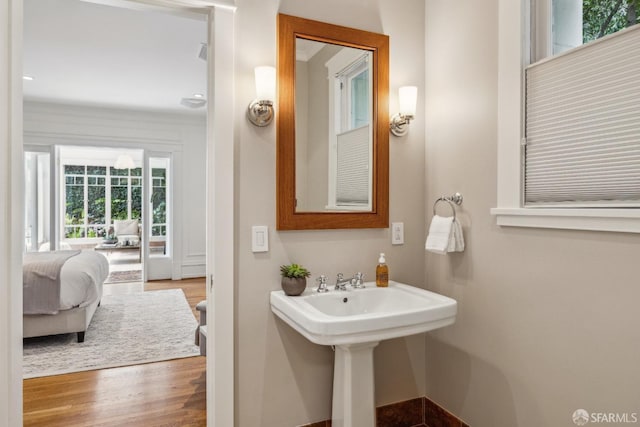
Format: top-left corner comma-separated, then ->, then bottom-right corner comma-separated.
252,226 -> 269,252
391,222 -> 404,245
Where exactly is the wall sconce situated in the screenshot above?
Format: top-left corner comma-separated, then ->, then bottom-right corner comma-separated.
390,86 -> 417,137
247,66 -> 276,127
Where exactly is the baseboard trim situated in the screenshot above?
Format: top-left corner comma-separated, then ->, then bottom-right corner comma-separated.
298,396 -> 469,427
181,263 -> 205,279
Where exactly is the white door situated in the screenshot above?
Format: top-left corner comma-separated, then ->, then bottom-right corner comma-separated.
143,152 -> 172,281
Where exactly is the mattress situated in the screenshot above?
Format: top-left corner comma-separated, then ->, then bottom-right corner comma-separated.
58,250 -> 109,310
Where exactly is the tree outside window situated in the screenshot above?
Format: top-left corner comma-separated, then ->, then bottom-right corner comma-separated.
583,0 -> 639,43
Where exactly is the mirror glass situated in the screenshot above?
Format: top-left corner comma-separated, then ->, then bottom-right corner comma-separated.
294,38 -> 373,212
276,13 -> 388,230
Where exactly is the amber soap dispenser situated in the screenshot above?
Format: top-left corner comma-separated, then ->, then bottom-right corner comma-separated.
376,253 -> 389,287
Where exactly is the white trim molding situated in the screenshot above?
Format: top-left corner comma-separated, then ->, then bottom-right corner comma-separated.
1,0 -> 25,425
494,0 -> 640,234
206,5 -> 235,427
492,208 -> 640,233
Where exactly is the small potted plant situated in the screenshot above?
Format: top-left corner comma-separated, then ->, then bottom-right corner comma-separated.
280,263 -> 311,296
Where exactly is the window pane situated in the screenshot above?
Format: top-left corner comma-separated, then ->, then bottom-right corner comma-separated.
350,70 -> 369,129
110,167 -> 128,176
583,0 -> 638,43
88,177 -> 96,185
87,166 -> 106,176
111,186 -> 128,220
152,225 -> 166,236
86,226 -> 106,238
65,185 -> 84,227
551,0 -> 639,56
131,186 -> 142,220
152,187 -> 166,225
74,176 -> 84,185
151,167 -> 167,232
131,167 -> 142,177
87,185 -> 105,225
64,165 -> 85,175
65,226 -> 85,239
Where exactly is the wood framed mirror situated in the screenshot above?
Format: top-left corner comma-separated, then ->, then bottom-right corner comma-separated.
276,14 -> 389,230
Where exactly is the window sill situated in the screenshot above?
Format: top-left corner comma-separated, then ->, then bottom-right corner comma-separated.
491,208 -> 640,234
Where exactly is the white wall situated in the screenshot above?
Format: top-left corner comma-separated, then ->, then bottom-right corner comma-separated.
235,0 -> 426,424
424,1 -> 640,426
23,101 -> 206,279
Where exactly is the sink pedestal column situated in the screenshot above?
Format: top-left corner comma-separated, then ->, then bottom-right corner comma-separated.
331,341 -> 379,427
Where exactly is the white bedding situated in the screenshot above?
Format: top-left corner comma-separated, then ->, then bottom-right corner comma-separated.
58,250 -> 109,310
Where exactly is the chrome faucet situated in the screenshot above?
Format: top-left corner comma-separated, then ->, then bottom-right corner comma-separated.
335,273 -> 353,291
316,275 -> 329,293
352,272 -> 365,288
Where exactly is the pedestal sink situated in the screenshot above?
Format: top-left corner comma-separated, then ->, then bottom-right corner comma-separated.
270,281 -> 457,427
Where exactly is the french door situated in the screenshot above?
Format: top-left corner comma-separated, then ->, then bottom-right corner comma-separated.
143,152 -> 172,281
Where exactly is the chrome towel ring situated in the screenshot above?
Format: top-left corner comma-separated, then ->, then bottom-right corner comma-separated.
432,192 -> 463,220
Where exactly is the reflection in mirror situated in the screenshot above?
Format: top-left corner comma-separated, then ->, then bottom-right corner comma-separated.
295,38 -> 373,212
276,13 -> 389,230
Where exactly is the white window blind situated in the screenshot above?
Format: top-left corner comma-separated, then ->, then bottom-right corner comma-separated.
336,124 -> 370,204
525,24 -> 640,207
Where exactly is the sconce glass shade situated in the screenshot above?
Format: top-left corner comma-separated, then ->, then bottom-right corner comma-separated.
248,66 -> 276,127
254,66 -> 276,102
398,86 -> 417,117
390,86 -> 418,137
114,154 -> 135,169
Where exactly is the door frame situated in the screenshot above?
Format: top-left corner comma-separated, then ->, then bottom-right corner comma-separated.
0,1 -> 236,426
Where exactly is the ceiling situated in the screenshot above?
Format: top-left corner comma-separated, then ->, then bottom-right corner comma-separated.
23,0 -> 207,114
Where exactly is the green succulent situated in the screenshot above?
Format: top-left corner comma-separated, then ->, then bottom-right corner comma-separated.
280,263 -> 311,279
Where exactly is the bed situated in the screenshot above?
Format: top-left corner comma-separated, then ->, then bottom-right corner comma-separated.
23,250 -> 109,343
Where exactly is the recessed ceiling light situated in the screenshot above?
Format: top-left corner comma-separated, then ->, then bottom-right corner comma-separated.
193,93 -> 204,98
23,75 -> 34,81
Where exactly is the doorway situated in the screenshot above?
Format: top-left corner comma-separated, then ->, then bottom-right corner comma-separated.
3,1 -> 236,426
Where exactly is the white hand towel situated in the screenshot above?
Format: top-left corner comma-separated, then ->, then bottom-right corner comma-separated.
425,215 -> 454,254
448,218 -> 465,253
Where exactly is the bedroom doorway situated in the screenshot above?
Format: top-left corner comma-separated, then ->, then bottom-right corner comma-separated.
3,0 -> 236,426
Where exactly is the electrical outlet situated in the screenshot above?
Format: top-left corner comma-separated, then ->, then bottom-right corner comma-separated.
391,222 -> 404,245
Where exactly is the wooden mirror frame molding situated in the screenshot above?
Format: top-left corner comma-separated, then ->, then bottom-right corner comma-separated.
276,14 -> 389,230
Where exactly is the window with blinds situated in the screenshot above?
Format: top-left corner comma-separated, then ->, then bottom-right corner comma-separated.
336,124 -> 370,205
524,24 -> 640,207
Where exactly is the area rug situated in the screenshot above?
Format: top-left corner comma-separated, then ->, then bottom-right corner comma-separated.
23,289 -> 200,379
104,269 -> 142,284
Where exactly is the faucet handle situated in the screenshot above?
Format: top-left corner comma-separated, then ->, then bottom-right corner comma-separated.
336,273 -> 344,281
316,275 -> 329,293
352,272 -> 365,288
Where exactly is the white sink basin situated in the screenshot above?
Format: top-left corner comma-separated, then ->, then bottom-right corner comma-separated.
270,281 -> 457,346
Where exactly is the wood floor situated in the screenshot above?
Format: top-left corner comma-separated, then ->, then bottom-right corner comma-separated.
23,278 -> 207,427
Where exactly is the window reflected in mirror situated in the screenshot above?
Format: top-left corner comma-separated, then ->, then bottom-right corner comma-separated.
294,38 -> 373,212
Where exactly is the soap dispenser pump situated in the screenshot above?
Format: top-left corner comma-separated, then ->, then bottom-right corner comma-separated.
376,253 -> 389,287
